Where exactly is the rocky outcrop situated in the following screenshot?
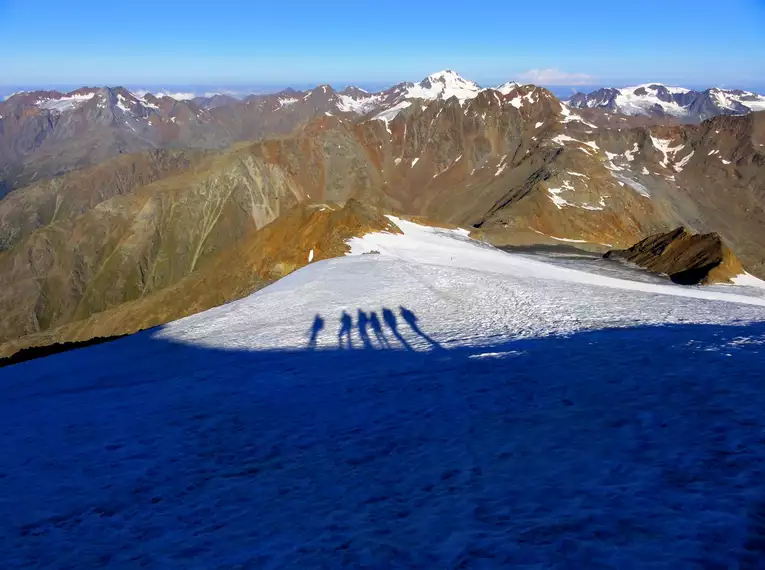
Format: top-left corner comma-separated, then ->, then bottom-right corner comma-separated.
603,227 -> 744,284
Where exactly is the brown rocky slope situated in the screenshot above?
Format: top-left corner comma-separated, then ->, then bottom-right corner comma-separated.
0,199 -> 396,358
604,228 -> 744,285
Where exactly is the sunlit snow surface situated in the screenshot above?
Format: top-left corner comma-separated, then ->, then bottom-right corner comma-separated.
3,217 -> 765,568
160,217 -> 765,351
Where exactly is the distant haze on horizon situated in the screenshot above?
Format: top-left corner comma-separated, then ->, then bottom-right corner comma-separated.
3,80 -> 765,104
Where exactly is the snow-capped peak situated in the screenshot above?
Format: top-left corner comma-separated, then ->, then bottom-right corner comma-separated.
423,69 -> 473,84
494,81 -> 520,95
708,87 -> 765,112
624,84 -> 690,95
405,70 -> 482,102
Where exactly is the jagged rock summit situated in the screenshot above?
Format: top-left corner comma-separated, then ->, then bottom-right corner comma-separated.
604,227 -> 744,285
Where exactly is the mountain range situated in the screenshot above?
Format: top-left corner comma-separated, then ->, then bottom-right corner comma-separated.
0,72 -> 496,191
3,71 -> 764,194
567,84 -> 765,120
1,70 -> 764,357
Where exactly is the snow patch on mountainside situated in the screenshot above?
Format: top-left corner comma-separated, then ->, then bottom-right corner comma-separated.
674,150 -> 694,171
612,173 -> 651,197
558,102 -> 598,127
37,92 -> 96,112
744,98 -> 765,111
531,228 -> 613,247
374,100 -> 411,124
614,85 -> 688,117
551,134 -> 598,155
650,136 -> 685,168
337,93 -> 382,114
495,81 -> 520,95
116,94 -> 134,114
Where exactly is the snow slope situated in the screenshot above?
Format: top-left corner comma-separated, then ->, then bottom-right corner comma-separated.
2,218 -> 765,568
149,218 -> 765,354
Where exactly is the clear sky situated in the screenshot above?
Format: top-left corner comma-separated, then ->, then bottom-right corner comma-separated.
2,0 -> 764,89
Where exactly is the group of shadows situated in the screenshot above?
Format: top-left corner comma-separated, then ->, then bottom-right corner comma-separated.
0,305 -> 439,368
308,306 -> 441,350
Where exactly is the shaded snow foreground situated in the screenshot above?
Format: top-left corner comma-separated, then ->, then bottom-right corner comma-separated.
2,216 -> 765,567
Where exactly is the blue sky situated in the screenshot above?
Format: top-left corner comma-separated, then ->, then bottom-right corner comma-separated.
1,0 -> 764,90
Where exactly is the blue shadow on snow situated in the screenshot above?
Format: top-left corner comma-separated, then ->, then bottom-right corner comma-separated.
1,318 -> 765,567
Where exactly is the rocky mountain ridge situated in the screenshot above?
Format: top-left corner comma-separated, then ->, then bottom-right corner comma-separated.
6,72 -> 763,194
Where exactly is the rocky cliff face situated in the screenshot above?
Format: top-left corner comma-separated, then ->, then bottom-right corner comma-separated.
604,228 -> 744,285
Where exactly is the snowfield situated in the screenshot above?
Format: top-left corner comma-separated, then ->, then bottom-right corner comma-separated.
2,217 -> 765,568
161,217 -> 765,352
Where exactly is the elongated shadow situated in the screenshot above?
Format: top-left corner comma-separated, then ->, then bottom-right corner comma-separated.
307,314 -> 324,349
338,311 -> 353,349
399,306 -> 442,349
382,307 -> 412,351
357,310 -> 373,350
368,311 -> 389,349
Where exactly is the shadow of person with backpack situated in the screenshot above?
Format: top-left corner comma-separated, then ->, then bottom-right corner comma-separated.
307,314 -> 325,349
338,310 -> 353,349
399,306 -> 442,349
357,310 -> 373,350
369,311 -> 389,349
382,307 -> 412,350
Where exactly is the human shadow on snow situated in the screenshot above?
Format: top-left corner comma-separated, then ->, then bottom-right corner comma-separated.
2,321 -> 765,568
307,314 -> 324,348
338,311 -> 353,349
307,306 -> 440,351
